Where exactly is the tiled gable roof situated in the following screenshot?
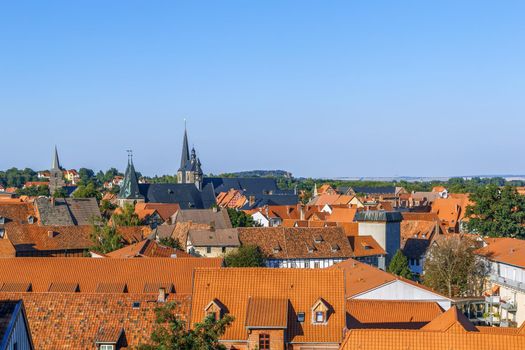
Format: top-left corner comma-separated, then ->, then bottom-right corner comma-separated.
105,238 -> 191,258
238,227 -> 354,259
346,300 -> 444,329
188,228 -> 240,247
421,306 -> 478,333
191,268 -> 346,344
134,203 -> 181,221
348,236 -> 386,257
0,292 -> 190,349
475,237 -> 525,268
0,257 -> 222,294
245,297 -> 288,328
172,208 -> 232,229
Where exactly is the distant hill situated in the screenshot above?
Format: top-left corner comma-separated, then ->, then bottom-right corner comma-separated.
216,170 -> 292,178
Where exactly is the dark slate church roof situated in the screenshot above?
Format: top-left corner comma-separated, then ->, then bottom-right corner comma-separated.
138,183 -> 216,209
351,186 -> 397,195
203,177 -> 292,196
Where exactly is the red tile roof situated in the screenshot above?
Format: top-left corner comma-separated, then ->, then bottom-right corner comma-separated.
191,268 -> 346,344
475,237 -> 525,268
0,257 -> 222,294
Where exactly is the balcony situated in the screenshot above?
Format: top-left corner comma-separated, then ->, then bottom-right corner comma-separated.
485,295 -> 500,304
501,302 -> 518,313
491,274 -> 525,293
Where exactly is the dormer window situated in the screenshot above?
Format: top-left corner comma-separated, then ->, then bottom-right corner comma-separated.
314,235 -> 323,243
0,217 -> 5,225
311,298 -> 330,324
330,243 -> 340,252
297,312 -> 305,322
204,299 -> 224,320
27,216 -> 35,224
273,244 -> 282,254
0,228 -> 4,238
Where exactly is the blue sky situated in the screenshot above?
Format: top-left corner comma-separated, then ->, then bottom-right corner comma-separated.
1,1 -> 524,178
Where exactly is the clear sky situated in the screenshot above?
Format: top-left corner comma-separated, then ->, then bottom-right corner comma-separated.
1,1 -> 524,178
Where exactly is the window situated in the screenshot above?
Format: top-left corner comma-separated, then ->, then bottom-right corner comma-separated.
206,247 -> 212,254
208,311 -> 217,320
0,229 -> 4,238
99,345 -> 115,350
259,334 -> 270,350
314,262 -> 320,269
315,311 -> 325,323
297,312 -> 305,322
304,261 -> 310,268
222,247 -> 226,253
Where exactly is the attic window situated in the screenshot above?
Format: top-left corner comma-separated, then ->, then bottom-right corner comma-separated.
0,217 -> 5,224
0,228 -> 4,238
315,311 -> 325,323
297,312 -> 305,322
331,244 -> 340,252
99,345 -> 115,350
306,244 -> 315,253
273,244 -> 282,253
314,235 -> 323,243
27,216 -> 35,224
132,302 -> 140,309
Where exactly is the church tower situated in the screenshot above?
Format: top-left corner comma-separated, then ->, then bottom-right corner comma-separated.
117,151 -> 144,207
49,146 -> 66,195
177,125 -> 203,190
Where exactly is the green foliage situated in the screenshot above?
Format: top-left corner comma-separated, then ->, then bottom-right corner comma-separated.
227,208 -> 257,228
387,250 -> 413,279
72,182 -> 102,200
78,168 -> 96,185
0,167 -> 39,188
90,218 -> 124,254
224,245 -> 266,267
112,202 -> 141,226
52,187 -> 68,198
466,185 -> 525,238
137,302 -> 234,350
16,185 -> 50,197
99,200 -> 117,219
423,236 -> 488,298
159,237 -> 182,250
95,168 -> 122,184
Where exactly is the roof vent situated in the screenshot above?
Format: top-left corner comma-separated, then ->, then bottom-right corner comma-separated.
48,230 -> 56,238
314,235 -> 323,243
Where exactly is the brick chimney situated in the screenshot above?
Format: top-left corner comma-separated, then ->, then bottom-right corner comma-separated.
47,230 -> 56,238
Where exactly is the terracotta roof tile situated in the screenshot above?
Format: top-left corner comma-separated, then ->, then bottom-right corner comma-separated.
346,300 -> 444,329
0,292 -> 191,349
238,227 -> 354,259
476,237 -> 525,268
245,297 -> 288,328
191,268 -> 346,344
105,239 -> 191,258
0,257 -> 222,294
349,236 -> 386,257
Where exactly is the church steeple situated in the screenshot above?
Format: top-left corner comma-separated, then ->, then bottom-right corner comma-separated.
179,123 -> 190,171
52,145 -> 61,170
118,151 -> 144,206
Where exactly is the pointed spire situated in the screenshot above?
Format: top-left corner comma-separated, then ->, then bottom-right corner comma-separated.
179,123 -> 190,171
52,146 -> 61,170
118,150 -> 143,200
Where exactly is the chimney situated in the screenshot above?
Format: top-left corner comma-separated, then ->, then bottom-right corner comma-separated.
158,287 -> 166,303
212,206 -> 218,213
47,230 -> 55,238
249,196 -> 255,207
300,205 -> 305,221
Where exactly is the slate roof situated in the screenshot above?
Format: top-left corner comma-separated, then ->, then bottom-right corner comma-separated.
351,186 -> 397,195
203,177 -> 282,196
238,227 -> 354,259
187,228 -> 240,247
0,300 -> 20,346
191,268 -> 346,344
35,197 -> 101,226
172,208 -> 232,229
0,292 -> 191,349
354,210 -> 403,223
241,194 -> 299,209
0,257 -> 222,294
138,183 -> 216,209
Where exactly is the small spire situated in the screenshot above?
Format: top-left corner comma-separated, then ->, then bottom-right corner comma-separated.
52,145 -> 61,170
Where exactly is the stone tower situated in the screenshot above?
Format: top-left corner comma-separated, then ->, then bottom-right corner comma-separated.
49,146 -> 66,195
177,126 -> 203,190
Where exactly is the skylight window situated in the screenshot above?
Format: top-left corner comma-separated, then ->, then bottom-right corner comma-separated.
297,312 -> 305,322
132,302 -> 140,309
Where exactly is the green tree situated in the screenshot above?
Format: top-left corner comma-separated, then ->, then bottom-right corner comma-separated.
159,237 -> 182,250
423,235 -> 488,298
138,302 -> 234,350
72,182 -> 102,200
224,245 -> 266,267
227,208 -> 257,227
99,199 -> 117,219
90,218 -> 124,254
387,250 -> 413,280
52,187 -> 68,198
112,202 -> 141,226
466,185 -> 525,238
16,185 -> 50,197
78,168 -> 96,185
